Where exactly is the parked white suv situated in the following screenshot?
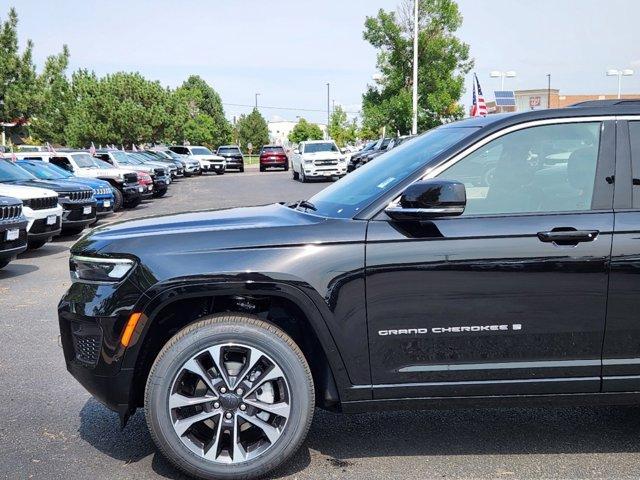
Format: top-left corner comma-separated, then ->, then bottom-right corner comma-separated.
0,183 -> 62,249
290,140 -> 347,182
16,151 -> 142,211
169,145 -> 226,174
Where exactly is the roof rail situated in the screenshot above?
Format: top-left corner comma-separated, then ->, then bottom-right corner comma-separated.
569,99 -> 640,108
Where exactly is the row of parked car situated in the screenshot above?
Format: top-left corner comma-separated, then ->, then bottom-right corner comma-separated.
0,145 -> 238,270
347,134 -> 416,172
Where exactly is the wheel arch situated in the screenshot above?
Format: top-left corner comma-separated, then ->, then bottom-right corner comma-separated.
124,280 -> 349,414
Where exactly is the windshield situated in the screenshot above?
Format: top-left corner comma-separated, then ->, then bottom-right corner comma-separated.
308,126 -> 478,218
17,161 -> 67,180
0,159 -> 38,181
218,146 -> 241,154
304,142 -> 339,153
191,147 -> 213,155
93,158 -> 116,170
70,153 -> 98,168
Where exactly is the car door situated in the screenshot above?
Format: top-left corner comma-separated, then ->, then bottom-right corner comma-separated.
293,143 -> 303,172
603,118 -> 640,391
366,119 -> 615,399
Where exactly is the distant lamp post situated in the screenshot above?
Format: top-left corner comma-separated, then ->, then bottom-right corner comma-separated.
255,92 -> 261,109
490,70 -> 517,90
606,69 -> 634,99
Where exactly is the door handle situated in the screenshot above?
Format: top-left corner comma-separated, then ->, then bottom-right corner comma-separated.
537,229 -> 599,245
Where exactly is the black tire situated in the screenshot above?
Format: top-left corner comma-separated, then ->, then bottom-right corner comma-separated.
300,170 -> 307,183
0,259 -> 10,269
198,170 -> 203,176
145,314 -> 314,480
27,239 -> 48,250
112,187 -> 124,212
292,169 -> 299,180
259,166 -> 265,172
125,196 -> 141,209
239,166 -> 244,173
153,188 -> 167,198
284,164 -> 289,171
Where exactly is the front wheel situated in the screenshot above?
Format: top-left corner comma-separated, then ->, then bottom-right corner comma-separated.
145,314 -> 314,480
112,187 -> 124,212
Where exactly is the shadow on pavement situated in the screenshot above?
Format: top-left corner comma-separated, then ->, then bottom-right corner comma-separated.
78,398 -> 640,477
78,399 -> 310,479
18,243 -> 69,259
0,262 -> 39,279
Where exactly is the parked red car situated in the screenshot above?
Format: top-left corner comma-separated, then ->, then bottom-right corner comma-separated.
136,171 -> 154,199
259,145 -> 289,171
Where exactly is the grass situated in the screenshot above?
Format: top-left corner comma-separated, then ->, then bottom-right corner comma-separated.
244,155 -> 260,165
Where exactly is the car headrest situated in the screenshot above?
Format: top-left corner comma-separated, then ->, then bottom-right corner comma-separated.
567,147 -> 597,191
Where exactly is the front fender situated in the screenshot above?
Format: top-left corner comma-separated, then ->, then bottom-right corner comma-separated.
121,277 -> 368,401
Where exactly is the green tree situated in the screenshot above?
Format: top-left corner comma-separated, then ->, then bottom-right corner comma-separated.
361,0 -> 473,135
235,108 -> 269,153
288,118 -> 323,144
0,8 -> 40,128
30,45 -> 71,144
328,106 -> 357,147
169,75 -> 232,148
65,71 -> 171,146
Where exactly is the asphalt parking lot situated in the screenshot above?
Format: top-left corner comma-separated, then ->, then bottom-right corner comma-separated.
3,168 -> 640,480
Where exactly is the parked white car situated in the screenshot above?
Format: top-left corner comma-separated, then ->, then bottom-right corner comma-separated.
0,183 -> 62,249
168,146 -> 226,174
290,140 -> 347,182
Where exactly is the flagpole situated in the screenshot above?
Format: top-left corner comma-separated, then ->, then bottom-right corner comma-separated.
411,0 -> 419,135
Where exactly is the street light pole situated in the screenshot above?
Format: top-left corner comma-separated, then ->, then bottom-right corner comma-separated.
606,69 -> 634,99
547,74 -> 551,109
411,0 -> 418,135
326,83 -> 330,139
490,70 -> 517,91
255,92 -> 260,109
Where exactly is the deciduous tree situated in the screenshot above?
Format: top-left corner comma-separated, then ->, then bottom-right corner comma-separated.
288,118 -> 323,144
361,0 -> 473,135
235,108 -> 269,152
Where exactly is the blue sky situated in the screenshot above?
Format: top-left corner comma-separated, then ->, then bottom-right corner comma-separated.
5,0 -> 640,124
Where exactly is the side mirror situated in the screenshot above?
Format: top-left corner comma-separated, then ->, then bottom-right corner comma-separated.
385,179 -> 466,221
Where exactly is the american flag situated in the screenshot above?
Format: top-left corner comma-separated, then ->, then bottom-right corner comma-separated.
132,144 -> 138,152
10,148 -> 16,162
471,73 -> 487,117
46,142 -> 57,154
89,142 -> 96,155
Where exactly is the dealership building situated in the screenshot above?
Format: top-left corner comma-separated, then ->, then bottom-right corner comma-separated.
488,89 -> 640,113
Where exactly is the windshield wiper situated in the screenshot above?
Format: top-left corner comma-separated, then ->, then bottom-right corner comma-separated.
288,199 -> 317,211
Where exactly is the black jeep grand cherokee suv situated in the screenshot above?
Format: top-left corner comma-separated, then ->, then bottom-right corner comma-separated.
59,100 -> 640,480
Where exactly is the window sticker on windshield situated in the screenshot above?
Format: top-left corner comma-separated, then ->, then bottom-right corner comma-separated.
377,177 -> 395,189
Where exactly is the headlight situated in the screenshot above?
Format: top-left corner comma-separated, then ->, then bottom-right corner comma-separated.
70,255 -> 135,283
303,159 -> 313,164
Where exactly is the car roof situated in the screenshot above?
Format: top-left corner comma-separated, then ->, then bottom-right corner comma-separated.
302,140 -> 335,144
444,100 -> 640,131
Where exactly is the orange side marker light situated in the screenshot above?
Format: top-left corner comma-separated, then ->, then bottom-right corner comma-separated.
121,312 -> 143,347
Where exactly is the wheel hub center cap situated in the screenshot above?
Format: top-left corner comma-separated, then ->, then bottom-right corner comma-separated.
219,392 -> 241,410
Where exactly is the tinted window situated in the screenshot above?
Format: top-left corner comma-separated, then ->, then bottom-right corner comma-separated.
218,146 -> 242,154
437,122 -> 601,215
304,142 -> 339,153
170,146 -> 190,155
50,156 -> 75,171
628,122 -> 640,208
190,147 -> 213,155
261,147 -> 285,154
309,126 -> 477,218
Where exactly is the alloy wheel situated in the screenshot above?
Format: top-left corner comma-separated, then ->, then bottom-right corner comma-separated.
168,342 -> 291,464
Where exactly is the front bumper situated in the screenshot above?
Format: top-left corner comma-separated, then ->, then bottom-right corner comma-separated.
224,158 -> 244,169
95,196 -> 115,217
58,276 -> 146,413
303,165 -> 347,178
123,184 -> 143,203
23,205 -> 63,240
60,200 -> 98,230
0,219 -> 28,261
